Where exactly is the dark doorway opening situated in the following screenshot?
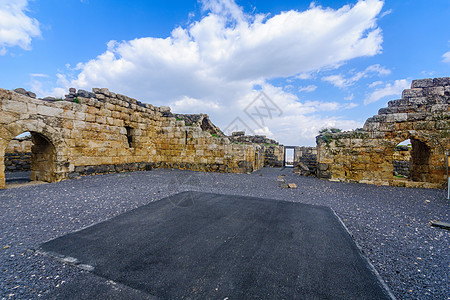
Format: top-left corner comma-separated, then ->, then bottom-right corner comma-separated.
410,138 -> 431,182
125,126 -> 134,148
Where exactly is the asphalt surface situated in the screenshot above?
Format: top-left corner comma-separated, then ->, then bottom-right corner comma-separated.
1,168 -> 449,299
38,191 -> 392,299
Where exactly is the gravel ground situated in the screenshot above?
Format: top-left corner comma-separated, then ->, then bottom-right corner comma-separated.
1,167 -> 449,299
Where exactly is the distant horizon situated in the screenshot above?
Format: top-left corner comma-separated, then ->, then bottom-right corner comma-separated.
1,0 -> 449,146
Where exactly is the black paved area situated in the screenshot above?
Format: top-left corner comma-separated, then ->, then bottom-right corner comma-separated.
38,191 -> 392,299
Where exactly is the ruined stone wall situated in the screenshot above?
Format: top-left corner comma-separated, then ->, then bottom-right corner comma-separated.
263,145 -> 284,167
5,136 -> 32,172
393,146 -> 411,178
294,146 -> 317,176
0,88 -> 263,189
316,77 -> 450,188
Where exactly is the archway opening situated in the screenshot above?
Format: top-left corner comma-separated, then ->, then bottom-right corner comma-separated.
284,147 -> 294,168
409,138 -> 431,182
5,131 -> 56,185
392,138 -> 431,183
392,139 -> 411,180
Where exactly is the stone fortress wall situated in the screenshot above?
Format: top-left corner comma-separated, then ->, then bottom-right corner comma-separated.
0,88 -> 263,189
1,77 -> 449,189
316,77 -> 450,188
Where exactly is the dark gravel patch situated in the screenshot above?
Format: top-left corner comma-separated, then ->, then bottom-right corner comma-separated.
1,168 -> 448,299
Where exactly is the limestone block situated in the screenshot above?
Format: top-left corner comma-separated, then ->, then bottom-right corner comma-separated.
407,112 -> 426,121
37,105 -> 63,117
100,109 -> 112,117
62,120 -> 74,130
402,88 -> 424,98
431,104 -> 448,113
411,78 -> 434,88
63,109 -> 75,120
26,102 -> 38,114
0,111 -> 19,125
3,100 -> 27,114
95,116 -> 106,124
379,123 -> 395,131
386,113 -> 407,122
407,97 -> 428,106
424,86 -> 445,96
74,112 -> 86,121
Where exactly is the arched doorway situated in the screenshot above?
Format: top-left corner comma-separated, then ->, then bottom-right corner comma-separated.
4,131 -> 56,186
392,138 -> 431,183
409,138 -> 431,182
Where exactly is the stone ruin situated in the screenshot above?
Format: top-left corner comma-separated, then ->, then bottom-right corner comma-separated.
1,77 -> 449,189
0,87 -> 265,189
316,77 -> 450,188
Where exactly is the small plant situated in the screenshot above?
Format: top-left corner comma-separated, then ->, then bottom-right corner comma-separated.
176,117 -> 183,121
211,133 -> 220,138
73,97 -> 81,104
319,127 -> 342,134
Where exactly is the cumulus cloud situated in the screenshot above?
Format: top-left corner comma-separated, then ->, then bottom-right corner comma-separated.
0,0 -> 41,55
53,0 -> 384,145
364,79 -> 410,105
443,51 -> 450,63
322,64 -> 390,88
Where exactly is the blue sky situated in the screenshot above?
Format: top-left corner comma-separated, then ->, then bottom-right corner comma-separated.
1,0 -> 449,145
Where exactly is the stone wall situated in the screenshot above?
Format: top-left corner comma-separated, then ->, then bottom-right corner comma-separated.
393,145 -> 411,178
5,136 -> 32,172
263,145 -> 284,167
228,132 -> 283,168
0,87 -> 263,189
316,77 -> 450,188
294,146 -> 317,176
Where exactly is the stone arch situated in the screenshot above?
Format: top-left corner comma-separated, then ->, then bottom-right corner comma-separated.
0,119 -> 69,189
380,131 -> 444,185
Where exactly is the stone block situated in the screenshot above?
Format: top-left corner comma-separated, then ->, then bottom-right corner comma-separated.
402,88 -> 424,98
411,78 -> 434,88
431,104 -> 448,113
37,105 -> 63,117
3,100 -> 27,114
433,77 -> 450,86
424,86 -> 444,96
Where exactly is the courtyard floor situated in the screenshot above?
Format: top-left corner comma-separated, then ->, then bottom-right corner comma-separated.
0,168 -> 449,299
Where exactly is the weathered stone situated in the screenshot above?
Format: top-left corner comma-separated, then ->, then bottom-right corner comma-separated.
160,106 -> 170,113
411,78 -> 434,88
402,88 -> 424,98
77,90 -> 95,98
317,77 -> 449,188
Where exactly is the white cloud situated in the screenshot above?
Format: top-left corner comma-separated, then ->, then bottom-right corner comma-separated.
364,79 -> 410,105
295,73 -> 314,80
30,73 -> 49,78
368,80 -> 383,88
49,0 -> 384,145
322,64 -> 390,88
0,0 -> 41,55
443,51 -> 450,63
171,96 -> 222,112
298,85 -> 317,93
344,93 -> 354,101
